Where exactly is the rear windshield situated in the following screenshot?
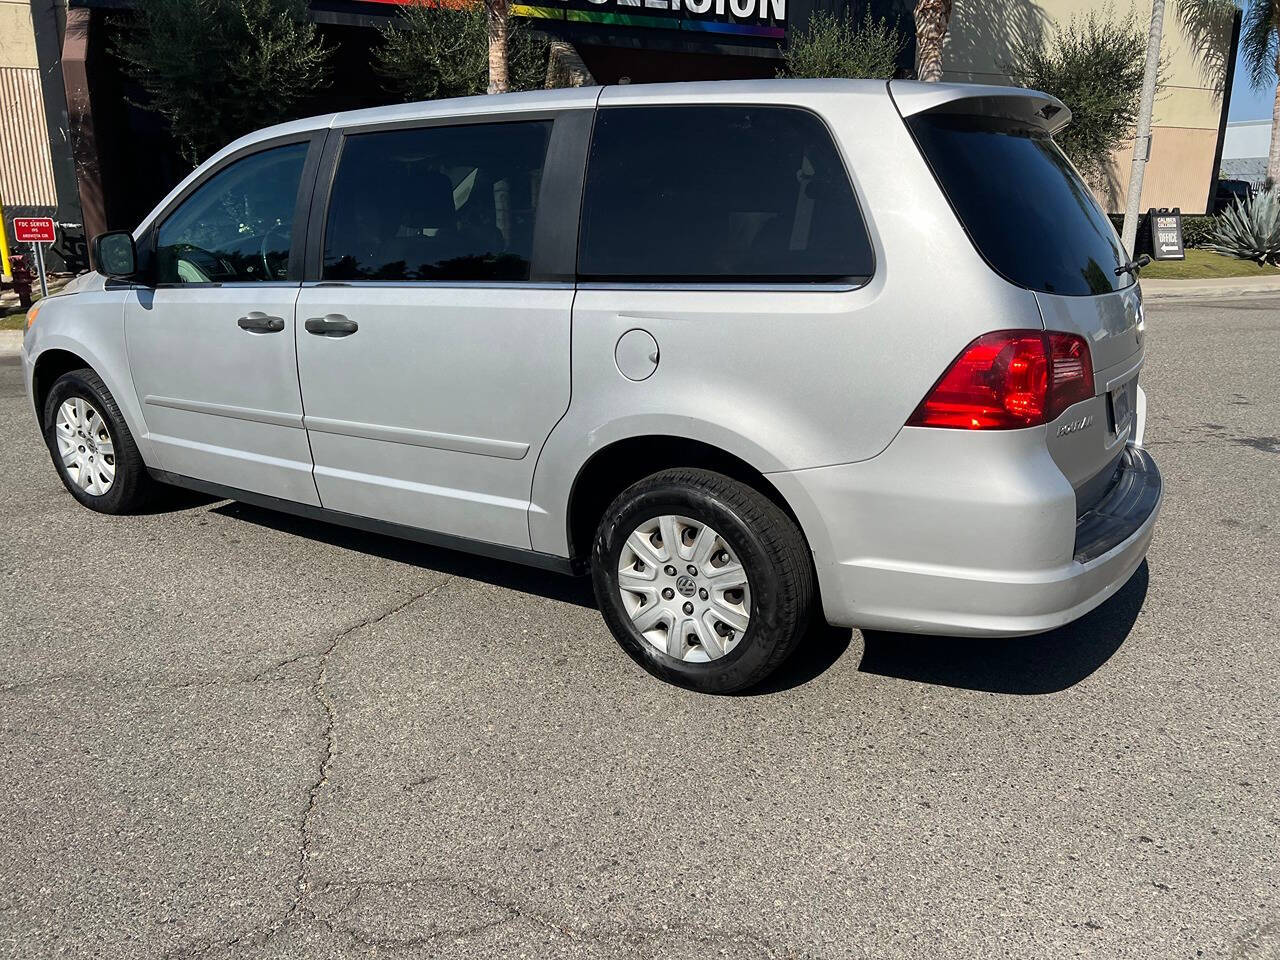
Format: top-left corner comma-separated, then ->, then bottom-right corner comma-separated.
908,114 -> 1133,296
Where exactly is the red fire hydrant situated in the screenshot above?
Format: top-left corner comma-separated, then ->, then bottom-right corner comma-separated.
1,253 -> 35,309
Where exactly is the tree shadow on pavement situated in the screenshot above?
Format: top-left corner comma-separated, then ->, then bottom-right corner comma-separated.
210,500 -> 597,608
856,561 -> 1149,695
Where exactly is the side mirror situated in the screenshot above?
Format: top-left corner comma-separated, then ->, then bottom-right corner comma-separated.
92,231 -> 139,279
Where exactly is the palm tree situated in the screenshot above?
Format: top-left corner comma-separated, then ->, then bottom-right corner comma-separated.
486,0 -> 510,93
1241,0 -> 1280,184
913,0 -> 953,81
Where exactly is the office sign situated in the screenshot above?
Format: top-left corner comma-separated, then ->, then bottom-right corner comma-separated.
513,0 -> 786,39
1148,208 -> 1185,261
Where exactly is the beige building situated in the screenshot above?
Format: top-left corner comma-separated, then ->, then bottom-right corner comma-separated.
1,0 -> 78,269
943,0 -> 1239,214
0,0 -> 57,211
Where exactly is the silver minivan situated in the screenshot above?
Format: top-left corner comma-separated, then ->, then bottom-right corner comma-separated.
22,80 -> 1161,692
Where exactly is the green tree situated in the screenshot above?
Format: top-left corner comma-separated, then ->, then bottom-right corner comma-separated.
116,0 -> 331,167
375,1 -> 548,103
1006,8 -> 1150,188
1240,0 -> 1280,185
779,9 -> 906,80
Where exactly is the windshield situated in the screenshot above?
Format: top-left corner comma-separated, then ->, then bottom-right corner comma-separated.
908,113 -> 1133,297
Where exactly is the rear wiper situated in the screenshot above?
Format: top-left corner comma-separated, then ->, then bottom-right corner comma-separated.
1115,254 -> 1152,277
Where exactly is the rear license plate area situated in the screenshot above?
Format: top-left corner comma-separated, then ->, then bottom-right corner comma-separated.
1109,380 -> 1133,434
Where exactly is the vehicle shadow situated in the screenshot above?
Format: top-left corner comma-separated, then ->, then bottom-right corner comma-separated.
202,497 -> 1146,695
134,484 -> 222,515
856,561 -> 1149,695
209,501 -> 597,608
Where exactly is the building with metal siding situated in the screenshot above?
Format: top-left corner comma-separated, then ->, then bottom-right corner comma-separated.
1221,118 -> 1272,187
0,0 -> 82,270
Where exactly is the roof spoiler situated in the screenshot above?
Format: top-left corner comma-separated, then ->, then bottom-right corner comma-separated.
888,80 -> 1071,136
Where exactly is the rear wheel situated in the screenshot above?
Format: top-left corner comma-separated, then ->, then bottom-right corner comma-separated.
592,468 -> 814,693
43,368 -> 153,514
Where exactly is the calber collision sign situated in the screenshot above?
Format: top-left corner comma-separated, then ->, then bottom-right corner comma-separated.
513,0 -> 786,39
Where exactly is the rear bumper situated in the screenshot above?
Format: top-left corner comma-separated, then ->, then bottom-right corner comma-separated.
770,430 -> 1161,637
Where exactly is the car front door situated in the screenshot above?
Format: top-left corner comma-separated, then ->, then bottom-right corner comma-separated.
293,112 -> 588,549
125,136 -> 322,505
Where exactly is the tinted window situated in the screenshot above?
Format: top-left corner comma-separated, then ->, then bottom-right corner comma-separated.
579,106 -> 872,283
908,114 -> 1132,296
323,121 -> 552,282
155,143 -> 308,284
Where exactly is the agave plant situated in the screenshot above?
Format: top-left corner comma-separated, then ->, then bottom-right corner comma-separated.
1206,189 -> 1280,265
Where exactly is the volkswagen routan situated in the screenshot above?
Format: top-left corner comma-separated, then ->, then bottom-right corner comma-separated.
22,79 -> 1161,692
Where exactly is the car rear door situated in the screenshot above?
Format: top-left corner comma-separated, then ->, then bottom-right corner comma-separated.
293,107 -> 592,549
896,89 -> 1146,500
124,134 -> 324,504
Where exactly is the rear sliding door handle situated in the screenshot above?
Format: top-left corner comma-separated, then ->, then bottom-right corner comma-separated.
304,314 -> 358,337
237,312 -> 285,333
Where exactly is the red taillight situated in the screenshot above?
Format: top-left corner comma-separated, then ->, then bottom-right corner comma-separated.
907,330 -> 1094,430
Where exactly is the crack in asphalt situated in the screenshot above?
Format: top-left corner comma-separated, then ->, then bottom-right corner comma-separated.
157,575 -> 781,959
161,583 -> 447,960
283,585 -> 448,921
307,875 -> 784,958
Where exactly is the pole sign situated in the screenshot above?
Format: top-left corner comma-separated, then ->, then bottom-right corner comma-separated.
12,217 -> 56,297
1147,207 -> 1185,261
13,217 -> 56,244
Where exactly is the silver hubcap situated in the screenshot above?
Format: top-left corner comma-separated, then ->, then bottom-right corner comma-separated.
617,514 -> 752,663
55,397 -> 116,496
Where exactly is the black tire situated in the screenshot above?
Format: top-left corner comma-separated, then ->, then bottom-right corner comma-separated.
42,367 -> 153,514
591,468 -> 815,693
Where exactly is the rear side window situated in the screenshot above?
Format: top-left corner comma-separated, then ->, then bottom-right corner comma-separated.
578,106 -> 872,283
322,120 -> 551,283
908,113 -> 1132,296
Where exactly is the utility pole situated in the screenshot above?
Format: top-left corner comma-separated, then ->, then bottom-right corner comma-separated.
1121,0 -> 1165,255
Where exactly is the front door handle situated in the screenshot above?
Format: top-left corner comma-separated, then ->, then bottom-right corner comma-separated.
304,314 -> 358,337
237,312 -> 285,333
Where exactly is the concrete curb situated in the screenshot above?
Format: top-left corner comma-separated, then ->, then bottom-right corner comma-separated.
1140,275 -> 1280,300
0,330 -> 23,358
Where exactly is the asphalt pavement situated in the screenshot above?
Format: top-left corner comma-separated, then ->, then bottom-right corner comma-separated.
1,297 -> 1277,959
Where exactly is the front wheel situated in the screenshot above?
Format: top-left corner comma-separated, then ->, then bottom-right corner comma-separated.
43,368 -> 153,514
591,468 -> 815,693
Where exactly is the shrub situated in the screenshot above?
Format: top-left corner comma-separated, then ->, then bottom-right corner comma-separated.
1205,189 -> 1280,264
779,9 -> 907,80
116,0 -> 331,167
1005,8 -> 1150,188
1179,215 -> 1217,248
375,0 -> 547,103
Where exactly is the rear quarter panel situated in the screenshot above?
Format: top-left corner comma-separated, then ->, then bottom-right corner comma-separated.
1037,285 -> 1146,492
529,83 -> 1045,557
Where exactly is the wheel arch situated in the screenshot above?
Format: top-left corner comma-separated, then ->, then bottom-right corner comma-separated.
32,348 -> 95,422
28,334 -> 154,472
563,434 -> 808,565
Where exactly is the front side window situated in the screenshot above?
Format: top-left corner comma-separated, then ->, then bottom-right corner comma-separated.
578,106 -> 873,283
322,120 -> 552,283
154,142 -> 308,284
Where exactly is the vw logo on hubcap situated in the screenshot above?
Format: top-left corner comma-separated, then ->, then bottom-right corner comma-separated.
675,575 -> 697,598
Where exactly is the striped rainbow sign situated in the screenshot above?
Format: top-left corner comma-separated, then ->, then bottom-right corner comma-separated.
512,0 -> 785,38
